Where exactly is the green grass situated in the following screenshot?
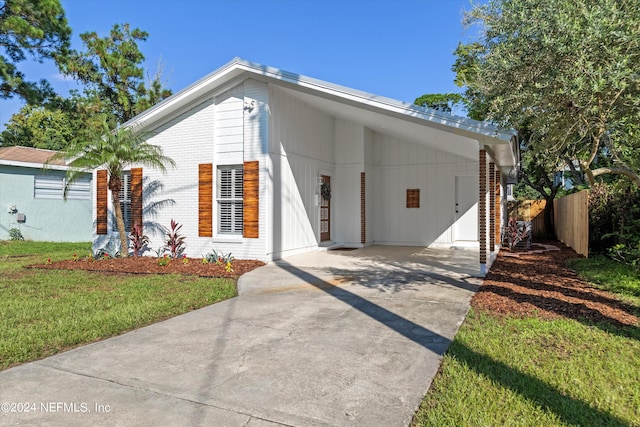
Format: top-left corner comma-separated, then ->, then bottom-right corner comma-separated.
569,255 -> 640,302
414,257 -> 640,427
0,241 -> 237,370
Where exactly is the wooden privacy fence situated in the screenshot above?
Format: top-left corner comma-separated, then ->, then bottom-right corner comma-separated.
554,190 -> 589,257
508,192 -> 589,257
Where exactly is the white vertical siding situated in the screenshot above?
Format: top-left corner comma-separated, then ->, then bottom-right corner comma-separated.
215,85 -> 244,165
334,119 -> 365,246
370,133 -> 478,246
231,79 -> 269,260
268,85 -> 334,258
364,128 -> 375,244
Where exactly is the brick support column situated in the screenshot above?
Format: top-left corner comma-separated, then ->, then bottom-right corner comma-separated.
479,149 -> 487,274
489,162 -> 496,251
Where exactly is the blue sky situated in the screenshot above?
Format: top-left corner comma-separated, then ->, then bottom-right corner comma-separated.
0,0 -> 480,129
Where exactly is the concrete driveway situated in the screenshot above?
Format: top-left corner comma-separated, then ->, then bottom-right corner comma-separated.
0,246 -> 481,426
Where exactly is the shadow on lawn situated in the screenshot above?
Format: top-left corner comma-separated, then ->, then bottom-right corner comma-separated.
479,247 -> 640,341
276,261 -> 628,426
448,340 -> 630,427
481,282 -> 640,340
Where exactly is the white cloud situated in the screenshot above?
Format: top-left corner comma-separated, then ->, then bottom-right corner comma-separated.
51,73 -> 76,82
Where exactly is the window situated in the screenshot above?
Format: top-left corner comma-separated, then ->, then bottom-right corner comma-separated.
217,165 -> 243,234
66,176 -> 91,200
34,175 -> 63,199
119,172 -> 132,232
34,174 -> 91,200
506,183 -> 514,201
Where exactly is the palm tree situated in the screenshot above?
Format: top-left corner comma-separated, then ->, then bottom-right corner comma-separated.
57,118 -> 175,256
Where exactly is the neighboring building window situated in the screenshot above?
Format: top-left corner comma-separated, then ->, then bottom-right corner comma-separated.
217,165 -> 243,234
34,174 -> 90,200
34,175 -> 63,199
506,183 -> 514,201
66,176 -> 91,200
119,172 -> 132,232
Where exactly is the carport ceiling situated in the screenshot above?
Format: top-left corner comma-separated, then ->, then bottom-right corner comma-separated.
276,84 -> 507,163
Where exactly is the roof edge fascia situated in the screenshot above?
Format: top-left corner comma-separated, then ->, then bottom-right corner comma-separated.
0,159 -> 70,171
125,57 -> 515,143
236,59 -> 515,143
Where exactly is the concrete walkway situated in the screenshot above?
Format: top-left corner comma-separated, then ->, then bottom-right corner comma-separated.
0,246 -> 481,426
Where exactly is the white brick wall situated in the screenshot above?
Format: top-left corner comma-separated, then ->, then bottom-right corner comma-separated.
106,80 -> 273,262
142,98 -> 216,258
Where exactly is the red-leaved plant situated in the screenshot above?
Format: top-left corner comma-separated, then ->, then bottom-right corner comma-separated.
506,217 -> 529,251
129,221 -> 150,257
164,219 -> 186,258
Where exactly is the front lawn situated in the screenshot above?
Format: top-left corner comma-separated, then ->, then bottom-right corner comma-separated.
0,241 -> 237,370
413,246 -> 640,426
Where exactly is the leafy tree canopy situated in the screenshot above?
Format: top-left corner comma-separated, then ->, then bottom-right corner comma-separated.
0,0 -> 70,103
0,90 -> 108,149
0,104 -> 72,149
457,0 -> 640,187
58,23 -> 171,125
413,93 -> 463,113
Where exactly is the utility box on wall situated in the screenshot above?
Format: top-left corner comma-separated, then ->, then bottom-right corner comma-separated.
16,213 -> 26,223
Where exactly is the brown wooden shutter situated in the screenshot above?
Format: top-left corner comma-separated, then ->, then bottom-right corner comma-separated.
130,168 -> 143,230
243,161 -> 259,238
198,163 -> 213,237
96,170 -> 108,235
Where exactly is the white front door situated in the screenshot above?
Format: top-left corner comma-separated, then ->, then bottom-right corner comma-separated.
454,175 -> 478,241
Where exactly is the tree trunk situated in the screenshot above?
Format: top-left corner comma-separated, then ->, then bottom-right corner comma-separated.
565,157 -> 584,186
111,190 -> 129,257
543,197 -> 556,237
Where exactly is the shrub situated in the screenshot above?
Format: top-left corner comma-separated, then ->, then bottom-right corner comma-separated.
8,228 -> 24,241
94,241 -> 119,259
129,222 -> 150,257
203,249 -> 234,265
589,183 -> 640,268
164,219 -> 186,259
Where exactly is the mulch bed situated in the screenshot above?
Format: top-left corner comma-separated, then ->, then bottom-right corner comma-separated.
474,242 -> 638,327
29,257 -> 265,278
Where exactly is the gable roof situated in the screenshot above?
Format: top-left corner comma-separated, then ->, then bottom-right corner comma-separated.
125,58 -> 517,169
0,146 -> 67,168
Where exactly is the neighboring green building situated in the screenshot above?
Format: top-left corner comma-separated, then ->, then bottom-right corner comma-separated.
0,146 -> 92,242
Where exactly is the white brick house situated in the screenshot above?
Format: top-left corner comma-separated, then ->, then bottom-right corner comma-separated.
93,58 -> 517,275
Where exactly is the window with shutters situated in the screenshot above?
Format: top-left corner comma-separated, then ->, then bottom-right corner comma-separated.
119,172 -> 132,232
217,165 -> 243,235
